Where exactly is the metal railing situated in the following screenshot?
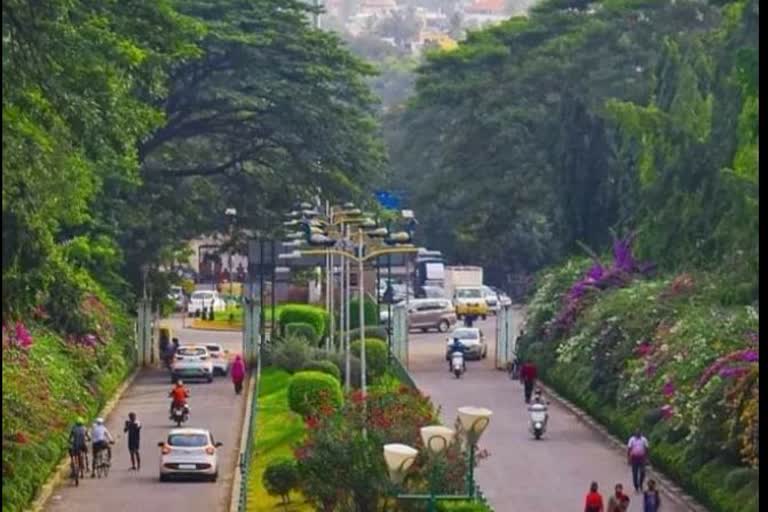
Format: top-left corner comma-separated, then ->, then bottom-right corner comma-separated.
236,356 -> 262,512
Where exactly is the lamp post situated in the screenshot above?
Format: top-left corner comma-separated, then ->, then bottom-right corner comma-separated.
225,208 -> 237,300
383,410 -> 491,510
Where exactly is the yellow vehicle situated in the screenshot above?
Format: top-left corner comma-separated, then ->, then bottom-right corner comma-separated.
453,287 -> 489,319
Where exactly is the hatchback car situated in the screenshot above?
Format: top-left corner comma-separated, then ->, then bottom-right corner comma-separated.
204,343 -> 230,376
482,286 -> 500,314
408,299 -> 456,333
445,327 -> 487,360
171,346 -> 214,383
158,428 -> 222,481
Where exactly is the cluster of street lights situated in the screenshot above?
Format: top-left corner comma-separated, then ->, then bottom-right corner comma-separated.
384,406 -> 493,511
278,200 -> 419,396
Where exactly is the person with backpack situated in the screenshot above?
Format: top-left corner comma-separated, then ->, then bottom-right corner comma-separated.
627,429 -> 650,492
584,481 -> 604,512
607,483 -> 630,511
643,479 -> 662,511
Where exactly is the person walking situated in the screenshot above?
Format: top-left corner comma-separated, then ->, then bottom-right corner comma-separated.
585,481 -> 604,512
627,429 -> 650,492
124,412 -> 142,470
231,354 -> 246,394
643,480 -> 662,512
520,359 -> 538,403
607,483 -> 630,512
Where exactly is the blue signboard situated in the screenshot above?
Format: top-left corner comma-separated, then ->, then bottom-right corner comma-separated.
375,190 -> 401,210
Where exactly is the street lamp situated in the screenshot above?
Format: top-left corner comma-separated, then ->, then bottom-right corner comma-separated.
457,406 -> 492,497
225,208 -> 237,299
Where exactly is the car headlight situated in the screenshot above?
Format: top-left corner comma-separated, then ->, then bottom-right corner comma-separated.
534,422 -> 542,429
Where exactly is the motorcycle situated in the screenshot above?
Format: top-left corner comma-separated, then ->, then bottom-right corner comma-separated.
451,351 -> 465,379
528,402 -> 548,439
170,403 -> 190,427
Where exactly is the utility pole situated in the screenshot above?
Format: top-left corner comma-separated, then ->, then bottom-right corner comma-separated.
313,0 -> 321,29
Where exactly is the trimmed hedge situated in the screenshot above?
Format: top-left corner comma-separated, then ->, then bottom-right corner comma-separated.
301,360 -> 341,381
344,325 -> 388,343
287,371 -> 343,417
322,351 -> 363,388
350,338 -> 388,380
270,335 -> 315,374
279,304 -> 328,338
262,457 -> 300,504
348,297 -> 378,329
284,322 -> 319,345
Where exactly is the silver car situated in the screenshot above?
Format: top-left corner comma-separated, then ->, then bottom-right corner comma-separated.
408,299 -> 457,333
445,327 -> 487,360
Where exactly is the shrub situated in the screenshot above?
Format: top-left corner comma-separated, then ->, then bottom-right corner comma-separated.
279,305 -> 327,337
344,325 -> 388,343
348,298 -> 378,329
271,335 -> 314,374
287,371 -> 343,417
208,307 -> 215,321
263,457 -> 300,505
322,351 -> 362,388
301,360 -> 341,381
436,501 -> 494,512
350,338 -> 388,379
284,322 -> 319,345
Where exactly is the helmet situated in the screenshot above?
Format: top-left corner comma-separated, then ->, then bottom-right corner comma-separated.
176,380 -> 183,386
95,417 -> 104,425
76,417 -> 85,425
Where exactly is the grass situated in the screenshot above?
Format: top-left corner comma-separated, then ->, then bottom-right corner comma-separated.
246,368 -> 312,512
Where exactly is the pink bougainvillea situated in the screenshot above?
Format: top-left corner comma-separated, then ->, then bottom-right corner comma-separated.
697,349 -> 759,388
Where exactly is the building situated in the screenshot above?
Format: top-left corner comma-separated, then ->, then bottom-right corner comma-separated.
464,0 -> 509,27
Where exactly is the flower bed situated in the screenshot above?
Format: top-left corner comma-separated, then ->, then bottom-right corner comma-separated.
520,245 -> 758,512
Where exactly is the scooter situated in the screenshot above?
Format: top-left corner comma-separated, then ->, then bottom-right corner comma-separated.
451,351 -> 465,379
170,403 -> 190,427
528,402 -> 548,439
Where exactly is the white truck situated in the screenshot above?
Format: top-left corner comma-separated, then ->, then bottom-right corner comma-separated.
443,266 -> 488,319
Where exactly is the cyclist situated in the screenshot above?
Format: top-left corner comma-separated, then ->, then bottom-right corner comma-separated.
91,417 -> 114,477
68,417 -> 90,475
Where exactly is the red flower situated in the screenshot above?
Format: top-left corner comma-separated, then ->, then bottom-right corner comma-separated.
351,390 -> 365,404
15,432 -> 28,444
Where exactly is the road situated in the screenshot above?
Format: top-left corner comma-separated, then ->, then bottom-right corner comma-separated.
407,313 -> 686,512
45,316 -> 245,512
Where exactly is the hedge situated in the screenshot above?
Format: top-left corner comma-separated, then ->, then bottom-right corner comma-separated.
279,304 -> 328,337
350,338 -> 388,380
284,322 -> 320,345
343,325 -> 388,343
301,360 -> 341,381
287,371 -> 343,417
348,297 -> 378,329
271,335 -> 315,374
322,351 -> 362,389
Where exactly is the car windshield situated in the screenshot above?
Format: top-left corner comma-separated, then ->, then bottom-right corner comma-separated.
451,329 -> 479,340
456,288 -> 482,299
178,347 -> 207,357
205,345 -> 221,353
168,433 -> 209,447
191,292 -> 214,300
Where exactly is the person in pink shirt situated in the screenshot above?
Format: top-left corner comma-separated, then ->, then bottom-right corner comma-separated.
231,354 -> 246,394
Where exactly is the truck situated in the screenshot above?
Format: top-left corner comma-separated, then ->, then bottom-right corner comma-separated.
443,266 -> 488,319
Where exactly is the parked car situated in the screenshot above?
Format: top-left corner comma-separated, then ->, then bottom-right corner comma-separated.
169,286 -> 185,311
482,286 -> 500,314
452,287 -> 489,319
204,343 -> 230,376
158,428 -> 222,481
171,345 -> 214,383
408,299 -> 456,333
445,327 -> 487,360
187,290 -> 226,316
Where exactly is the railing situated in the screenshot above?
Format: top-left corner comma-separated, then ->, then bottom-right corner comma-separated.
236,357 -> 262,512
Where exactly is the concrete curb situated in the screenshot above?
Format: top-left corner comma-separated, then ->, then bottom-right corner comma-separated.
537,382 -> 710,512
228,371 -> 258,512
27,367 -> 142,512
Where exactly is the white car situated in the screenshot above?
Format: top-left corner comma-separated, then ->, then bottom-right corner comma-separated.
445,327 -> 487,360
171,345 -> 214,383
204,343 -> 230,376
492,287 -> 512,308
187,290 -> 226,316
158,428 -> 222,481
482,286 -> 500,314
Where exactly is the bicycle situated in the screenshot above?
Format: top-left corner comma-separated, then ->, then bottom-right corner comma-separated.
69,451 -> 85,486
93,443 -> 113,479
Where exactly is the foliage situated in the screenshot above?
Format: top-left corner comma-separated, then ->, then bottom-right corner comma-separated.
284,322 -> 320,346
348,298 -> 379,329
279,305 -> 329,339
287,371 -> 344,418
344,325 -> 389,343
436,501 -> 494,512
270,334 -> 316,374
320,351 -> 363,389
246,368 -> 311,511
350,338 -> 388,380
385,0 -> 758,289
300,360 -> 341,381
263,457 -> 300,505
520,259 -> 759,512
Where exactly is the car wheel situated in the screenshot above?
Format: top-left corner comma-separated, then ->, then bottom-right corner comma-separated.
210,472 -> 218,482
481,315 -> 487,320
207,375 -> 214,383
438,320 -> 450,333
160,474 -> 169,482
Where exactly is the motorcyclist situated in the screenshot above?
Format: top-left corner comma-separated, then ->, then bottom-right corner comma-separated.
447,337 -> 467,372
528,388 -> 549,426
68,417 -> 90,473
90,417 -> 114,476
169,380 -> 190,418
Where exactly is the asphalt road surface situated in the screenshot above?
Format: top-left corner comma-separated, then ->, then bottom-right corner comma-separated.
45,316 -> 246,512
407,313 -> 686,512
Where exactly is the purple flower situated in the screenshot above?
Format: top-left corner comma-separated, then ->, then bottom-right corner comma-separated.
662,380 -> 675,397
612,235 -> 637,272
719,367 -> 749,379
14,322 -> 33,349
645,364 -> 657,377
741,350 -> 758,362
586,263 -> 604,281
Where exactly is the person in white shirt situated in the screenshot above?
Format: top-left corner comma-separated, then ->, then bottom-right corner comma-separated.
91,418 -> 114,476
627,430 -> 650,492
